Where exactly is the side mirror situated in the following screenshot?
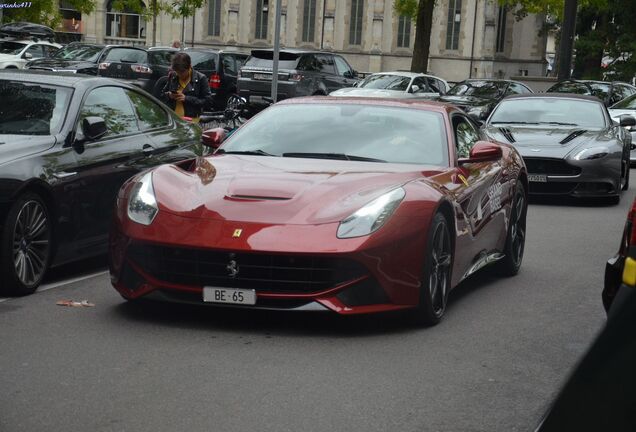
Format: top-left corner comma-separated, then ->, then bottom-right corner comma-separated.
202,127 -> 226,149
620,114 -> 636,127
410,84 -> 420,93
23,52 -> 33,60
458,141 -> 503,164
343,70 -> 353,79
352,70 -> 359,78
82,116 -> 108,141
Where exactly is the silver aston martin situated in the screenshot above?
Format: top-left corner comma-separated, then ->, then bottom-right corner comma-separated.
608,93 -> 636,164
482,94 -> 635,203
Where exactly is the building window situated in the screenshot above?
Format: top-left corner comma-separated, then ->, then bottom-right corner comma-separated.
349,0 -> 364,45
255,0 -> 269,40
446,0 -> 461,50
60,0 -> 82,33
397,15 -> 411,48
496,6 -> 507,53
208,0 -> 222,37
302,0 -> 317,43
106,0 -> 146,39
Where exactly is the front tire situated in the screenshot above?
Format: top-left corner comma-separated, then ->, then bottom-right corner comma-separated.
0,193 -> 52,296
496,180 -> 527,276
412,213 -> 453,326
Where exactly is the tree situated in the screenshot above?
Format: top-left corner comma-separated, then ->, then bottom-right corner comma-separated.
1,0 -> 96,28
394,0 -> 433,73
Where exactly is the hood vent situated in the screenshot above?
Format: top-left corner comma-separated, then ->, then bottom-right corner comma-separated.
559,130 -> 587,145
227,194 -> 291,201
498,127 -> 516,143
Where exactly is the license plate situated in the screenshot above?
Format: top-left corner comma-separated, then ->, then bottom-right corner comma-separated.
253,73 -> 272,80
528,174 -> 547,182
203,287 -> 256,305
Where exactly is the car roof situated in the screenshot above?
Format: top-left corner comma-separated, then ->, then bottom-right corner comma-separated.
278,96 -> 456,113
502,93 -> 604,103
368,71 -> 441,79
0,69 -> 124,88
557,79 -> 636,88
250,48 -> 329,55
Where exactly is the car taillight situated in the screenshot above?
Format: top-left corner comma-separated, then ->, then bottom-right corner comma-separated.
209,73 -> 221,89
289,73 -> 303,82
131,64 -> 153,74
98,62 -> 110,70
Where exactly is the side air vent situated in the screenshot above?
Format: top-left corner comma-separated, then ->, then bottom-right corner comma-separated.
560,130 -> 587,145
498,127 -> 516,143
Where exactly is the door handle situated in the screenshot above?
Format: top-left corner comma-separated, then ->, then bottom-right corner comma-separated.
142,144 -> 155,156
53,171 -> 77,179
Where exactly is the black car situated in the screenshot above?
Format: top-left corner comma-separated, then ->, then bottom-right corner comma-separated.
0,70 -> 202,296
238,49 -> 358,108
97,46 -> 175,93
438,79 -> 533,120
25,42 -> 146,76
547,79 -> 636,107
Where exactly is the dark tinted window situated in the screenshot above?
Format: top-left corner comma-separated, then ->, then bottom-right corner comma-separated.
244,51 -> 300,69
103,48 -> 147,63
333,56 -> 352,76
235,54 -> 248,67
188,51 -> 218,72
611,94 -> 636,109
427,78 -> 442,93
448,80 -> 507,98
412,77 -> 429,93
79,86 -> 139,138
52,44 -> 103,61
44,45 -> 59,57
454,116 -> 480,158
0,41 -> 26,55
126,90 -> 170,130
148,50 -> 174,66
25,45 -> 45,59
359,74 -> 411,91
316,55 -> 335,74
548,81 -> 591,95
297,54 -> 319,71
507,82 -> 531,94
221,55 -> 236,75
0,81 -> 71,135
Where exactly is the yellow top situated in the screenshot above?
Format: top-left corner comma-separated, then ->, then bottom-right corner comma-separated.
174,68 -> 192,118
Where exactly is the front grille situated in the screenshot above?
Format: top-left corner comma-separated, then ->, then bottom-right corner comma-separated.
529,182 -> 578,194
523,158 -> 582,176
127,244 -> 368,294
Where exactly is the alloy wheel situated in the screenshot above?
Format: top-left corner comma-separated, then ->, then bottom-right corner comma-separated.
429,221 -> 452,316
510,192 -> 526,267
12,200 -> 50,287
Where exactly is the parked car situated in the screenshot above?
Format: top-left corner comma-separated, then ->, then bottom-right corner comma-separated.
482,94 -> 633,202
25,43 -> 152,76
330,71 -> 449,99
109,97 -> 528,325
238,49 -> 358,108
0,39 -> 60,69
547,79 -> 636,107
608,93 -> 636,164
97,46 -> 175,93
438,79 -> 533,120
604,197 -> 636,313
0,70 -> 202,296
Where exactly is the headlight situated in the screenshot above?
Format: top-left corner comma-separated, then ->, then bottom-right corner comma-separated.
573,147 -> 610,160
337,188 -> 405,239
127,172 -> 158,225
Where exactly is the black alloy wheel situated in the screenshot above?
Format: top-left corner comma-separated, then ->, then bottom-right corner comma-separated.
0,193 -> 51,295
497,180 -> 526,276
413,212 -> 453,326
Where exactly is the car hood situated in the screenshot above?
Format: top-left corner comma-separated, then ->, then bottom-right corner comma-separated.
152,155 -> 441,224
437,95 -> 492,107
330,88 -> 407,98
0,135 -> 56,165
0,53 -> 19,62
484,125 -> 607,159
26,58 -> 94,70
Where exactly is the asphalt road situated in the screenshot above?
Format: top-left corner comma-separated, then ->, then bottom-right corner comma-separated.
1,185 -> 634,432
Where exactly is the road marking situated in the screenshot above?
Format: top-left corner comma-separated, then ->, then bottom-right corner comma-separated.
0,270 -> 108,303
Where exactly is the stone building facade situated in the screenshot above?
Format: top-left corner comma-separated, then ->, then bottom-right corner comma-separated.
66,0 -> 547,81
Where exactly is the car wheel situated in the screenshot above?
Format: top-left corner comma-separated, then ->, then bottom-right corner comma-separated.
496,180 -> 526,277
0,193 -> 52,296
412,212 -> 453,326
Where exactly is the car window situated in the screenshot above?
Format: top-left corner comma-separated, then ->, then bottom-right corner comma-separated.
221,55 -> 236,75
188,52 -> 218,72
79,86 -> 139,138
44,45 -> 59,57
359,74 -> 411,91
0,41 -> 27,55
412,77 -> 429,93
548,82 -> 590,94
52,44 -> 103,61
126,90 -> 170,131
297,54 -> 319,72
25,45 -> 45,59
234,55 -> 248,68
427,78 -> 442,93
453,116 -> 480,158
611,94 -> 636,109
507,83 -> 530,94
316,54 -> 336,75
333,56 -> 351,76
490,98 -> 606,128
435,79 -> 448,94
103,48 -> 147,63
148,50 -> 174,66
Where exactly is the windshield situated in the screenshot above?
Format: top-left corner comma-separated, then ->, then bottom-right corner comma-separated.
448,81 -> 507,98
0,41 -> 26,55
221,103 -> 448,166
53,44 -> 103,62
358,74 -> 411,91
0,81 -> 71,135
611,93 -> 636,109
588,82 -> 611,100
244,51 -> 300,70
490,98 -> 606,128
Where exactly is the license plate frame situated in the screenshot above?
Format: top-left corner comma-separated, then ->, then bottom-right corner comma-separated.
528,174 -> 548,183
203,287 -> 256,305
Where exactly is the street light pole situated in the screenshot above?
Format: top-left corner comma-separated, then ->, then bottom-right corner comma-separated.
558,0 -> 577,80
271,0 -> 283,102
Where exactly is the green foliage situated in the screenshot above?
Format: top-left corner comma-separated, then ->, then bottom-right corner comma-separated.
393,0 -> 419,18
1,0 -> 96,27
112,0 -> 205,19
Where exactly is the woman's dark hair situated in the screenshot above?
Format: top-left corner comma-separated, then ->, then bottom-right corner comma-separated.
171,52 -> 191,72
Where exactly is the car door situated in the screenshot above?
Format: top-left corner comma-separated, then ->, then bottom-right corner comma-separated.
333,55 -> 357,88
21,44 -> 46,67
220,54 -> 238,104
56,85 -> 144,253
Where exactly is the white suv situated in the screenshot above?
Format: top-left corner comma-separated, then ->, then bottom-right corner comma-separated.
0,39 -> 61,69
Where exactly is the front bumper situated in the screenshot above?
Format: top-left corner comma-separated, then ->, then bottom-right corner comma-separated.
523,156 -> 621,197
109,209 -> 428,315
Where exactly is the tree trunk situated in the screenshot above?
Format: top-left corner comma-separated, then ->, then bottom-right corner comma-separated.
410,0 -> 435,73
152,0 -> 157,47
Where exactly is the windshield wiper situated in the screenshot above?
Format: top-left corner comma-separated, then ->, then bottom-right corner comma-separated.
216,149 -> 275,156
537,121 -> 578,126
282,152 -> 387,162
490,121 -> 539,125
